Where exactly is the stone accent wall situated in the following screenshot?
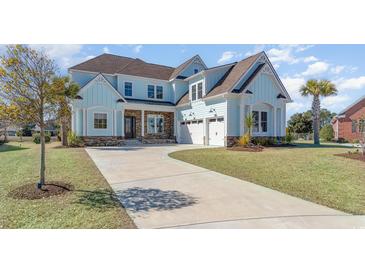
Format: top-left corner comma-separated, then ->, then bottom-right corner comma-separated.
124,109 -> 142,138
81,136 -> 125,146
144,111 -> 174,139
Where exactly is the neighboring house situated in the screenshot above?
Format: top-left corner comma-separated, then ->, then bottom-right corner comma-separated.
70,51 -> 291,146
332,95 -> 365,142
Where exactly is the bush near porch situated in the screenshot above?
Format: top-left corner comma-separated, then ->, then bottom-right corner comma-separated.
169,142 -> 365,214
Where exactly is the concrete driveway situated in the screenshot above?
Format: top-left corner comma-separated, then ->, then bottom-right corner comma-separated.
85,144 -> 365,228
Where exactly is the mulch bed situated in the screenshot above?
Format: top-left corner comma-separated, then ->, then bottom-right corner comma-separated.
335,152 -> 365,162
227,145 -> 264,152
8,181 -> 74,200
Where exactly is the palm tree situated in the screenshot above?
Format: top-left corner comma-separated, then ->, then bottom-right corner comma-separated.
51,76 -> 79,146
300,79 -> 337,145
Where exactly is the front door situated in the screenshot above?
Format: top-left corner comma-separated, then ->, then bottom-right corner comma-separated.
125,116 -> 136,139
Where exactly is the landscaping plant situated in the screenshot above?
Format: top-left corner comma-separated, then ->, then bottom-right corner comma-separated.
299,79 -> 337,145
67,131 -> 83,147
0,45 -> 57,189
319,124 -> 334,142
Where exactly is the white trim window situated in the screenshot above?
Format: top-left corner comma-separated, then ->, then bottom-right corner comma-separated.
191,81 -> 203,101
148,85 -> 155,99
147,114 -> 164,134
156,85 -> 163,99
94,113 -> 107,129
124,82 -> 132,97
252,111 -> 268,133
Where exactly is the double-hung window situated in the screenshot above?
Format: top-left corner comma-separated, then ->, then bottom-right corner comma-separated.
156,86 -> 163,99
147,115 -> 164,134
191,82 -> 203,101
360,119 -> 365,133
252,111 -> 268,133
197,82 -> 203,99
252,111 -> 259,133
124,82 -> 132,97
94,113 -> 107,129
261,112 -> 268,132
191,85 -> 197,101
148,85 -> 155,99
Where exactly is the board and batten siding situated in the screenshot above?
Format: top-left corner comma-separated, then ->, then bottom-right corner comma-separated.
117,74 -> 173,102
176,98 -> 227,121
72,78 -> 123,136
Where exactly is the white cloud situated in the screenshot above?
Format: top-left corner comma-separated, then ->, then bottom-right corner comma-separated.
103,46 -> 110,53
273,63 -> 280,69
245,45 -> 265,57
133,45 -> 143,53
267,47 -> 299,64
295,45 -> 314,52
287,101 -> 307,112
335,76 -> 365,90
217,51 -> 242,64
301,61 -> 330,76
322,95 -> 351,110
30,44 -> 83,69
303,56 -> 318,63
330,65 -> 345,74
281,76 -> 306,100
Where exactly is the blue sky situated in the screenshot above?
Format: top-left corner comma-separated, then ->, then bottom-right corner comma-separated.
2,44 -> 365,119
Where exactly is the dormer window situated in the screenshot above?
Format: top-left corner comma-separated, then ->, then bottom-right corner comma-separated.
191,81 -> 203,101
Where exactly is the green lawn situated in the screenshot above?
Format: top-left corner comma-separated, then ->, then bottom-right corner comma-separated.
169,142 -> 365,215
0,141 -> 135,228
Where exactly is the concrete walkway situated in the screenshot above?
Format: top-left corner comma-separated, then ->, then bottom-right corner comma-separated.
85,144 -> 365,228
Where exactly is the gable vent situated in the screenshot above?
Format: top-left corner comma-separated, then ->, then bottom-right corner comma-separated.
277,94 -> 286,99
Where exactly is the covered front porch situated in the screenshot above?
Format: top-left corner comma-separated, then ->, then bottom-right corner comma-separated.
71,102 -> 176,146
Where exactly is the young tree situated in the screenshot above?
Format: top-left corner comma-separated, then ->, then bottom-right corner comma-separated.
300,79 -> 337,145
244,113 -> 254,143
50,76 -> 79,146
359,117 -> 365,156
0,45 -> 57,188
287,112 -> 312,135
0,102 -> 19,142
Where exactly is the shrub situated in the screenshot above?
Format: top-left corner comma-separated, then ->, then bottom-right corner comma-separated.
67,131 -> 83,147
337,137 -> 348,143
352,139 -> 360,144
285,131 -> 294,144
237,133 -> 250,146
320,124 -> 334,141
33,132 -> 51,144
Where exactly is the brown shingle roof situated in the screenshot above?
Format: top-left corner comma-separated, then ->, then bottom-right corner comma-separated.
175,91 -> 189,106
205,52 -> 262,98
70,54 -> 135,74
70,53 -> 175,80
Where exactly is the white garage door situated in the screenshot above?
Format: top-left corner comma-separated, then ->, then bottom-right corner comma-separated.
208,117 -> 225,146
179,120 -> 204,144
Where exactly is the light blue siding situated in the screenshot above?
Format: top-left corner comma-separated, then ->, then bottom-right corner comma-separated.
172,80 -> 189,103
180,62 -> 205,78
176,97 -> 226,121
117,74 -> 173,102
205,65 -> 232,92
245,73 -> 283,108
234,62 -> 262,91
71,71 -> 97,88
87,107 -> 113,136
226,99 -> 240,136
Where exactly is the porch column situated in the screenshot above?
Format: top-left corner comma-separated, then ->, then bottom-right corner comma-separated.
113,109 -> 117,136
71,111 -> 75,132
141,110 -> 145,137
239,104 -> 244,135
273,107 -> 277,137
121,108 -> 125,137
83,108 -> 87,136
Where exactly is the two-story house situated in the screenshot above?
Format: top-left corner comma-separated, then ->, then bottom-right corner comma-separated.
70,51 -> 291,146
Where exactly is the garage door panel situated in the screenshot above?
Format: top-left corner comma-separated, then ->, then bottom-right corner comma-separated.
179,120 -> 204,144
208,118 -> 225,146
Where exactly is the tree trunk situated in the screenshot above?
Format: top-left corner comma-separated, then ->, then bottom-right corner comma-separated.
4,127 -> 8,143
61,119 -> 68,146
312,95 -> 321,145
38,110 -> 46,189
